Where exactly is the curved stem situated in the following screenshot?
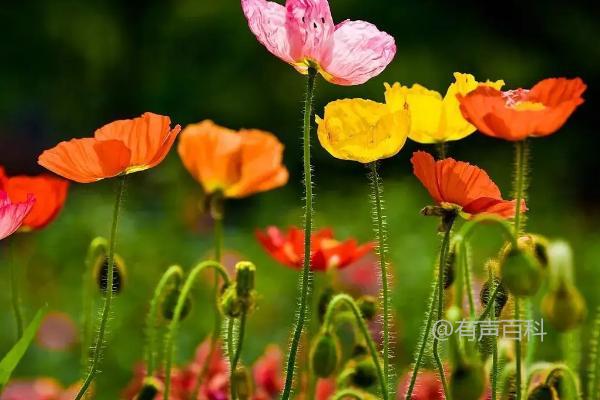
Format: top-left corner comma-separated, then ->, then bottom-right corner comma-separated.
323,294 -> 387,400
144,265 -> 183,376
9,258 -> 23,339
81,237 -> 108,370
75,174 -> 127,400
163,260 -> 230,400
331,389 -> 364,400
405,280 -> 439,399
368,161 -> 393,397
229,311 -> 247,400
432,220 -> 454,400
281,66 -> 317,400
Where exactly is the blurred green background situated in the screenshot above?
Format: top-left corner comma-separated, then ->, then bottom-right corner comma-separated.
0,0 -> 598,398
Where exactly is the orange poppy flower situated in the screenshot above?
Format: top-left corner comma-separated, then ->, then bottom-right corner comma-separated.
256,226 -> 374,272
38,112 -> 181,183
411,151 -> 525,219
457,77 -> 586,141
0,167 -> 68,231
178,120 -> 288,198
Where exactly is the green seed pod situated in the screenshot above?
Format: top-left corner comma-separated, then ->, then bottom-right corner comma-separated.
444,245 -> 457,289
232,366 -> 253,400
357,295 -> 377,321
135,376 -> 162,400
501,249 -> 543,297
94,254 -> 126,295
450,363 -> 486,400
351,358 -> 378,388
310,331 -> 340,378
161,287 -> 192,321
542,281 -> 587,332
480,277 -> 508,318
318,287 -> 335,324
235,261 -> 256,299
219,284 -> 243,318
527,384 -> 556,400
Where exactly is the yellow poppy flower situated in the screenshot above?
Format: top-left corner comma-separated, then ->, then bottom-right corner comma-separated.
384,72 -> 504,144
316,98 -> 410,164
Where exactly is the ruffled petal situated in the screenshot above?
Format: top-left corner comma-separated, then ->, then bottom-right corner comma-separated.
242,0 -> 295,64
94,112 -> 180,172
463,197 -> 527,219
322,20 -> 395,85
0,192 -> 35,240
38,138 -> 131,183
285,0 -> 335,65
410,151 -> 443,204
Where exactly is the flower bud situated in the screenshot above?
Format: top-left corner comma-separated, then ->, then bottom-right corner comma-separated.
531,235 -> 550,268
450,362 -> 486,400
541,281 -> 586,332
161,287 -> 192,321
94,254 -> 126,295
135,377 -> 162,400
357,295 -> 377,321
219,284 -> 242,318
232,365 -> 253,400
527,384 -> 556,400
310,331 -> 340,378
501,249 -> 543,297
480,277 -> 508,318
351,358 -> 378,388
235,261 -> 256,299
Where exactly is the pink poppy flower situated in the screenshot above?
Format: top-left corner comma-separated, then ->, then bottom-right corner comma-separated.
0,190 -> 35,241
241,0 -> 396,85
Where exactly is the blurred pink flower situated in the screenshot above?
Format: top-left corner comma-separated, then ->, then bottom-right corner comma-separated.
398,369 -> 444,400
35,312 -> 78,351
0,379 -> 80,400
0,190 -> 35,240
241,0 -> 396,85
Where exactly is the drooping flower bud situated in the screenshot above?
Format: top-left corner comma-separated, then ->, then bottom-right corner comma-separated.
161,287 -> 192,321
318,287 -> 335,324
94,254 -> 126,295
135,377 -> 162,400
310,331 -> 340,378
219,284 -> 242,318
527,384 -> 556,400
480,276 -> 508,318
500,249 -> 543,297
450,362 -> 486,400
232,365 -> 253,400
351,358 -> 378,388
357,295 -> 377,321
542,280 -> 586,332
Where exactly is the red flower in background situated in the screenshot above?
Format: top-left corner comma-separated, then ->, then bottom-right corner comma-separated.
0,378 -> 80,400
411,151 -> 525,219
256,226 -> 374,272
0,167 -> 68,231
457,77 -> 586,141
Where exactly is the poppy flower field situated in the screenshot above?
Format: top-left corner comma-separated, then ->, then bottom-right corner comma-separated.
0,1 -> 598,400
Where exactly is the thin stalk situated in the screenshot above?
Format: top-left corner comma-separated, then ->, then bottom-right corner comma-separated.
281,66 -> 317,400
432,218 -> 454,400
588,306 -> 600,400
512,140 -> 529,400
461,242 -> 476,320
193,195 -> 224,397
163,260 -> 230,400
324,294 -> 387,400
80,237 -> 108,370
405,280 -> 439,399
230,311 -> 248,400
488,264 -> 499,400
144,265 -> 183,376
436,142 -> 447,159
368,161 -> 393,396
9,258 -> 23,339
75,174 -> 127,400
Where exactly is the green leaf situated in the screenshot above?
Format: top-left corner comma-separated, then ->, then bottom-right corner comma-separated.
0,305 -> 48,391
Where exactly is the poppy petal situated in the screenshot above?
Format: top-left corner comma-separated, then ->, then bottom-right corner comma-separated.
0,192 -> 35,240
463,197 -> 526,219
323,20 -> 396,86
285,0 -> 335,66
410,151 -> 443,203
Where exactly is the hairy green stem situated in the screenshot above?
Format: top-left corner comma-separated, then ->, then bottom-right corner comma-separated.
368,161 -> 393,396
588,306 -> 600,400
281,66 -> 317,400
324,294 -> 387,400
75,174 -> 127,400
9,258 -> 23,339
163,260 -> 230,400
229,311 -> 247,400
487,264 -> 499,400
144,265 -> 183,376
80,237 -> 108,370
433,219 -> 454,400
461,243 -> 476,320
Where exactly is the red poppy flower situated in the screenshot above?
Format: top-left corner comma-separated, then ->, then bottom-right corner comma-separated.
0,167 -> 68,231
38,112 -> 181,183
457,77 -> 586,141
411,151 -> 525,219
256,226 -> 374,272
